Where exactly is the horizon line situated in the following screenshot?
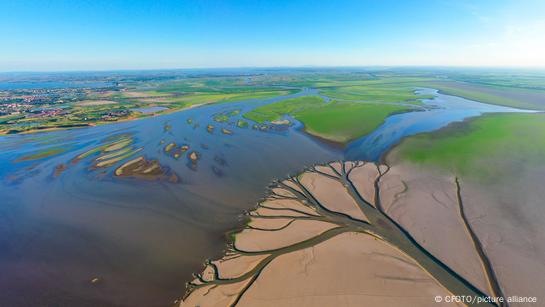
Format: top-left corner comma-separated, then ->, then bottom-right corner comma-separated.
2,64 -> 545,75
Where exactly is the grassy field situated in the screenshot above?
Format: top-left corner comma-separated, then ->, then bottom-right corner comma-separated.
439,70 -> 545,90
421,81 -> 545,111
153,90 -> 293,107
244,95 -> 411,144
243,96 -> 325,123
256,71 -> 545,110
320,83 -> 431,103
387,113 -> 545,180
257,74 -> 434,103
295,102 -> 410,143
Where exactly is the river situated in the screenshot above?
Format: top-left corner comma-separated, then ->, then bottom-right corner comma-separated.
0,88 -> 530,306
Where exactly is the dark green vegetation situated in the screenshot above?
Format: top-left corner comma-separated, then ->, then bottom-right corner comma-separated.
388,113 -> 545,180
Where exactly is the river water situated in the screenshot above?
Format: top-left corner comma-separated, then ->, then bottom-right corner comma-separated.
0,88 -> 530,306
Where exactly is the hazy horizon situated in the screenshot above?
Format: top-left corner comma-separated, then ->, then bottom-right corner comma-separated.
3,65 -> 545,75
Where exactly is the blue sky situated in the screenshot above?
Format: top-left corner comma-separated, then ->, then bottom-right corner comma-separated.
1,0 -> 544,71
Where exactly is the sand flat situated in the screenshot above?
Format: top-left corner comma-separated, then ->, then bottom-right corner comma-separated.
181,279 -> 252,307
237,232 -> 458,307
260,199 -> 319,216
300,171 -> 369,222
213,254 -> 270,280
348,162 -> 381,207
248,217 -> 295,230
380,163 -> 490,296
459,172 -> 545,305
235,219 -> 338,252
251,207 -> 310,218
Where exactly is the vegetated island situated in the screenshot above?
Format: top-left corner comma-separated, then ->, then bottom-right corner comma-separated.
243,95 -> 413,144
180,160 -> 524,307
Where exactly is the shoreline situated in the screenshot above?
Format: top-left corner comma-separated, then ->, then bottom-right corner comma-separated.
0,88 -> 300,137
0,102 -> 210,137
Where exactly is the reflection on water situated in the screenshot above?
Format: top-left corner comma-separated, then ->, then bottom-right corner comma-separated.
0,88 -> 530,306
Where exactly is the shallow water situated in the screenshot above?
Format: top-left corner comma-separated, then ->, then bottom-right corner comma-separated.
0,88 -> 530,306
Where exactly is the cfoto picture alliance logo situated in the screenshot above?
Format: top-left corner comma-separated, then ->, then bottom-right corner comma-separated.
434,295 -> 538,304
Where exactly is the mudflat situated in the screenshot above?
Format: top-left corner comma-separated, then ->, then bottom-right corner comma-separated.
181,161 -> 537,306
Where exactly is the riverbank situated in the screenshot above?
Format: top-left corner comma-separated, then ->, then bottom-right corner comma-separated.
0,102 -> 213,136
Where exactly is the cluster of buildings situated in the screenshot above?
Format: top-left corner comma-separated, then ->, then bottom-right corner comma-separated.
0,87 -> 82,117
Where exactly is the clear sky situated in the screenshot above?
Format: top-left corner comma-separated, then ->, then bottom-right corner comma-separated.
1,0 -> 544,71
